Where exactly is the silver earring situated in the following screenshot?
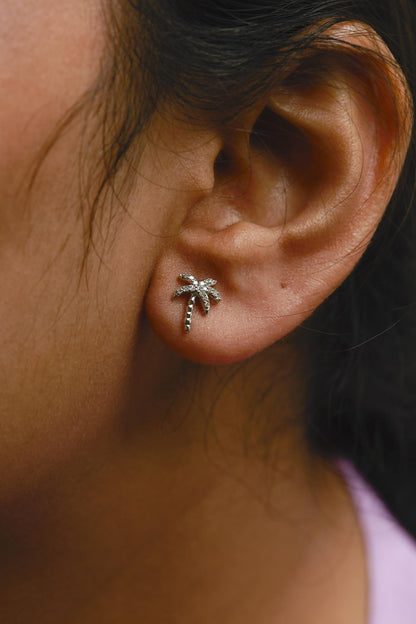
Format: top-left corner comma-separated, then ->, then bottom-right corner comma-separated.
173,274 -> 221,333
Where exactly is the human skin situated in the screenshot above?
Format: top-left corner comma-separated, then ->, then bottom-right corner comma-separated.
2,2 -> 412,623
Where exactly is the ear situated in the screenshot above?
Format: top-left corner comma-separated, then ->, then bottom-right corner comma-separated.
145,22 -> 412,365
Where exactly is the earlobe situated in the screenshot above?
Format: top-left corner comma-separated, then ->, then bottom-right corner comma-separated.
146,22 -> 412,365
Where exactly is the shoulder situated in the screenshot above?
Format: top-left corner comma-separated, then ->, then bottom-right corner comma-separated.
335,457 -> 416,624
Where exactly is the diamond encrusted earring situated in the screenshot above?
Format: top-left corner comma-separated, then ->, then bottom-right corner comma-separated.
173,274 -> 221,333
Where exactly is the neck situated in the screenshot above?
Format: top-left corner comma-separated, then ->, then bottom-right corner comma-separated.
0,330 -> 366,623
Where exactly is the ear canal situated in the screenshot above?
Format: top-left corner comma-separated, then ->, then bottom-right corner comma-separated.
146,22 -> 411,366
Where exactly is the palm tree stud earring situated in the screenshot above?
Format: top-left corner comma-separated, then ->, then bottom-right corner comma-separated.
173,274 -> 221,333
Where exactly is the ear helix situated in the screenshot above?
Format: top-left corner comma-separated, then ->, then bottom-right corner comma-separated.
173,273 -> 221,333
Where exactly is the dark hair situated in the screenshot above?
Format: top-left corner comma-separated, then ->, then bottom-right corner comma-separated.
47,1 -> 416,535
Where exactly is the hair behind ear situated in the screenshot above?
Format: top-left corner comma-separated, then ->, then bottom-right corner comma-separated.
302,23 -> 416,541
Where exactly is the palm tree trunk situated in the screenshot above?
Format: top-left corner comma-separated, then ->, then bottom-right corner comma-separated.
185,295 -> 196,333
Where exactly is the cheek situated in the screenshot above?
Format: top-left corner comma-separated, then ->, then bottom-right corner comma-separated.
0,1 -> 104,175
0,201 -> 164,502
0,5 -> 194,501
0,102 -> 173,504
0,1 -> 137,500
0,1 -> 105,250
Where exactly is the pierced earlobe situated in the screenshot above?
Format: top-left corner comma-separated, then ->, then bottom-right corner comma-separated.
173,274 -> 221,333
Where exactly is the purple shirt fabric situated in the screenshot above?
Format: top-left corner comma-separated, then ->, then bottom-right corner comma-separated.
335,457 -> 416,623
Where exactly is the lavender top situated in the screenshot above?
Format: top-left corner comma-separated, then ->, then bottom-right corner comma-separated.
336,458 -> 416,623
